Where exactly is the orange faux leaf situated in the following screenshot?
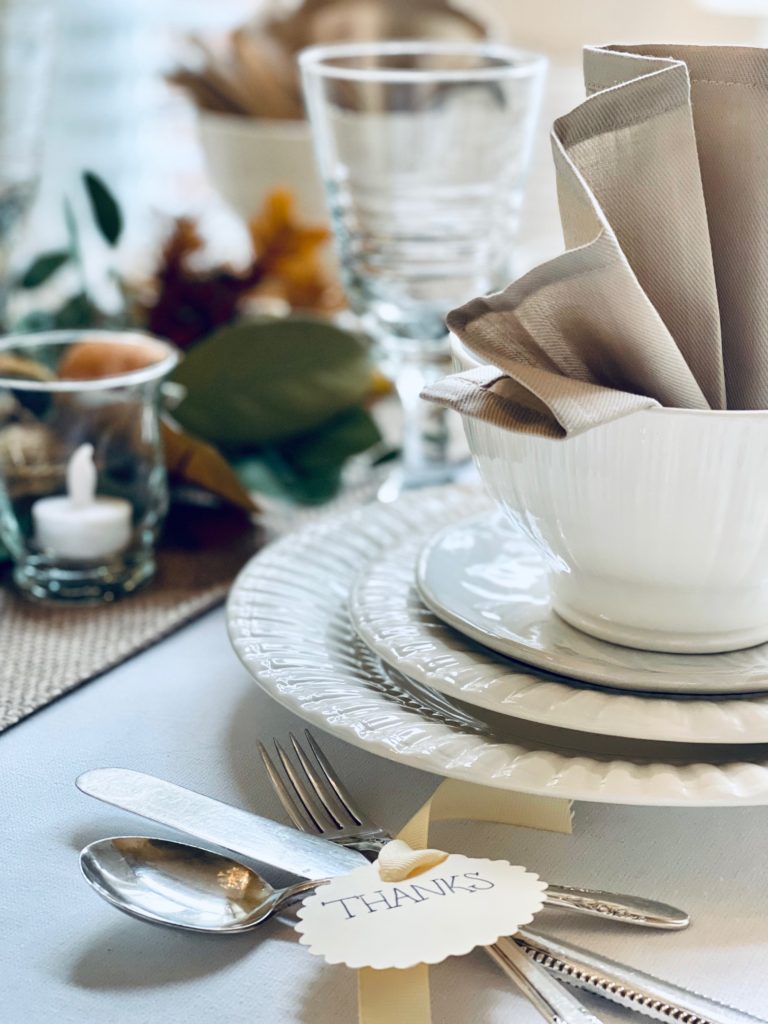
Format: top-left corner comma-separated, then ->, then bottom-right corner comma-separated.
159,216 -> 205,271
249,187 -> 329,258
366,368 -> 394,401
247,187 -> 340,311
161,418 -> 259,513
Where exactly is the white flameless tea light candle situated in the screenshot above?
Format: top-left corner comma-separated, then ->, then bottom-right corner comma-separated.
32,443 -> 132,561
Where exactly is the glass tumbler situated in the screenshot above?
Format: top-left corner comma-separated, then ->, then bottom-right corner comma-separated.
0,330 -> 179,602
300,41 -> 546,488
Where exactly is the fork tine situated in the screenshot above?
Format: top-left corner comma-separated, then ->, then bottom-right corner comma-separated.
303,730 -> 364,826
273,739 -> 338,831
289,733 -> 353,828
257,741 -> 321,834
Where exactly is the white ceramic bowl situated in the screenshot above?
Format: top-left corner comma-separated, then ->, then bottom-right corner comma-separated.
451,335 -> 768,654
197,111 -> 327,223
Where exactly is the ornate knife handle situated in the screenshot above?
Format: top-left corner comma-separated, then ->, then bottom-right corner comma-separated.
544,884 -> 690,930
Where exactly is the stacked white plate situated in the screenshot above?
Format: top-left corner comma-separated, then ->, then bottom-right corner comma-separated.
227,485 -> 768,806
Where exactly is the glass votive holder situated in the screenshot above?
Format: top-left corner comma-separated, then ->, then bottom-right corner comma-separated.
0,329 -> 179,602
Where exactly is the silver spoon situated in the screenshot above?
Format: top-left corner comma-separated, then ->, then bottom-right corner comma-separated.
81,835 -> 604,1022
80,836 -> 321,933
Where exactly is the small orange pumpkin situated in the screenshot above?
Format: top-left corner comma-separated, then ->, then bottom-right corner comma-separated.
58,337 -> 168,381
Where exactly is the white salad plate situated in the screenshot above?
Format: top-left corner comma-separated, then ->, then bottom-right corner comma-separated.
227,486 -> 768,805
416,513 -> 768,697
351,536 -> 768,744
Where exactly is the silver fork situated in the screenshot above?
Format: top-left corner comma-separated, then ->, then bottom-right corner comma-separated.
259,732 -> 763,1024
258,730 -> 689,930
259,730 -> 606,1024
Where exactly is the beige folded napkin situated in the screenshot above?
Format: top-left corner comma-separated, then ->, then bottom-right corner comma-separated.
424,43 -> 768,437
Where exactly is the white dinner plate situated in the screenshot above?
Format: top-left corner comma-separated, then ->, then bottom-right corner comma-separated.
227,486 -> 768,805
416,513 -> 768,696
351,536 -> 768,744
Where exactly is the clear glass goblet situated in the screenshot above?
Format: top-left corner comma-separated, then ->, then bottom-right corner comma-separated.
300,40 -> 546,489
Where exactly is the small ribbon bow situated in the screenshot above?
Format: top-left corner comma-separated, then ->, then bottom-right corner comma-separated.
376,839 -> 449,882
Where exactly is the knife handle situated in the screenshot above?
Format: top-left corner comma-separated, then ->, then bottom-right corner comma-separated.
544,885 -> 689,930
515,929 -> 768,1024
485,940 -> 606,1023
76,768 -> 363,881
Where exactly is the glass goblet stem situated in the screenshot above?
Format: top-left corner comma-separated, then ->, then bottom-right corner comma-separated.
392,350 -> 453,489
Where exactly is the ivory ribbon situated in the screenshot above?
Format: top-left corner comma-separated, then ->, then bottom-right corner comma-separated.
357,779 -> 573,1024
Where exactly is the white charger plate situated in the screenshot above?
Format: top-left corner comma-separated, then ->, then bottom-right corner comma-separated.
227,486 -> 768,805
416,513 -> 768,696
351,536 -> 768,744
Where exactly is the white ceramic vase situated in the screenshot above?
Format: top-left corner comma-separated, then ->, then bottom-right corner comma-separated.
197,111 -> 327,224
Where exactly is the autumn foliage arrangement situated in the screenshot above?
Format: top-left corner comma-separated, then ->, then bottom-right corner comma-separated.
11,173 -> 387,508
143,189 -> 342,348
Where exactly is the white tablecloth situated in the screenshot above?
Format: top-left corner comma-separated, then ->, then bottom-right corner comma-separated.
2,607 -> 766,1023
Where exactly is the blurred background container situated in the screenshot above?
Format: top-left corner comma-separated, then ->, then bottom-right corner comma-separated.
13,0 -> 768,278
0,0 -> 53,311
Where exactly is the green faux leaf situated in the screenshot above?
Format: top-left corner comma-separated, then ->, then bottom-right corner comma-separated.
12,309 -> 58,333
83,171 -> 123,246
372,446 -> 400,466
281,405 -> 381,474
232,454 -> 289,499
233,406 -> 382,505
236,447 -> 343,505
63,197 -> 80,257
172,318 -> 373,450
19,250 -> 70,289
54,291 -> 94,329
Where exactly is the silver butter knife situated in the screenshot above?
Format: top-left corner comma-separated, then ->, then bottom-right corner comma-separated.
511,930 -> 767,1024
76,768 -> 366,880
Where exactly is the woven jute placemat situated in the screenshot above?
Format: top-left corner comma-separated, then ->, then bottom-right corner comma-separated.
0,464 -> 390,733
0,532 -> 261,733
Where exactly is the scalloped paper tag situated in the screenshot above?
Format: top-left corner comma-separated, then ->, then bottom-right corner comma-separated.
295,854 -> 547,970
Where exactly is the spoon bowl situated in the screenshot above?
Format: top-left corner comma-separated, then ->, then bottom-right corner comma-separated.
80,836 -> 320,933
